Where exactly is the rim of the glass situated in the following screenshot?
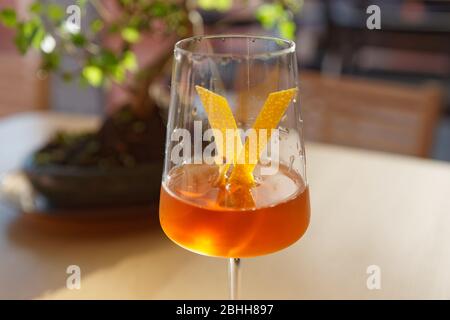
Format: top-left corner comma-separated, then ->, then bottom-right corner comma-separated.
174,34 -> 296,58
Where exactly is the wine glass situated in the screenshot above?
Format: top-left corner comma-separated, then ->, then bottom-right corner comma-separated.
159,35 -> 310,299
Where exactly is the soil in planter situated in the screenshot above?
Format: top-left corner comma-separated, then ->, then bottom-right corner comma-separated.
34,106 -> 166,169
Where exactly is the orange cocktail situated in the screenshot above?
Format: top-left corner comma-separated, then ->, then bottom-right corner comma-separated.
160,163 -> 310,258
160,35 -> 310,299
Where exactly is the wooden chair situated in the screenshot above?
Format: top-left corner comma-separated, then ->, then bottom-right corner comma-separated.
0,53 -> 48,117
0,1 -> 47,117
299,71 -> 442,157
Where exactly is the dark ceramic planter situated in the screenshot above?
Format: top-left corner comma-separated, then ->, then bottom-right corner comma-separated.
23,156 -> 163,208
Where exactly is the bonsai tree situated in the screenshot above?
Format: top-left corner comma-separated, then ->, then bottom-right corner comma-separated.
0,0 -> 299,204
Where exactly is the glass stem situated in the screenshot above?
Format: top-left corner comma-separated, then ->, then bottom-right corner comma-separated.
228,258 -> 241,300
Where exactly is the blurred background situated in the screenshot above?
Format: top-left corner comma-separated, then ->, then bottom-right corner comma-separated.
0,0 -> 449,160
1,0 -> 449,301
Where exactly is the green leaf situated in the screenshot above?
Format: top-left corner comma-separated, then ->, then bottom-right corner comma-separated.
47,3 -> 65,23
278,20 -> 296,40
104,51 -> 138,83
82,65 -> 103,87
90,19 -> 104,33
31,27 -> 46,49
108,23 -> 120,34
256,3 -> 297,39
198,0 -> 232,11
76,0 -> 88,7
42,52 -> 61,70
14,25 -> 29,54
119,0 -> 133,6
14,19 -> 44,54
121,51 -> 138,72
121,27 -> 140,43
29,2 -> 43,14
111,65 -> 126,82
71,33 -> 87,47
0,8 -> 17,27
256,3 -> 284,29
96,50 -> 119,67
150,2 -> 169,17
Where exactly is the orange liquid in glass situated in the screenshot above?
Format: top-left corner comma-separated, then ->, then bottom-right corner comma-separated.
159,164 -> 310,258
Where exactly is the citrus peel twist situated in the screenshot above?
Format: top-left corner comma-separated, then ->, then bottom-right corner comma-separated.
195,85 -> 297,187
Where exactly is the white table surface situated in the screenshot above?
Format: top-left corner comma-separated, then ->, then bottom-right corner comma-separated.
1,112 -> 450,299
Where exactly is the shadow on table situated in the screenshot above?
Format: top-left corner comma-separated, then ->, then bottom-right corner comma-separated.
1,204 -> 187,299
